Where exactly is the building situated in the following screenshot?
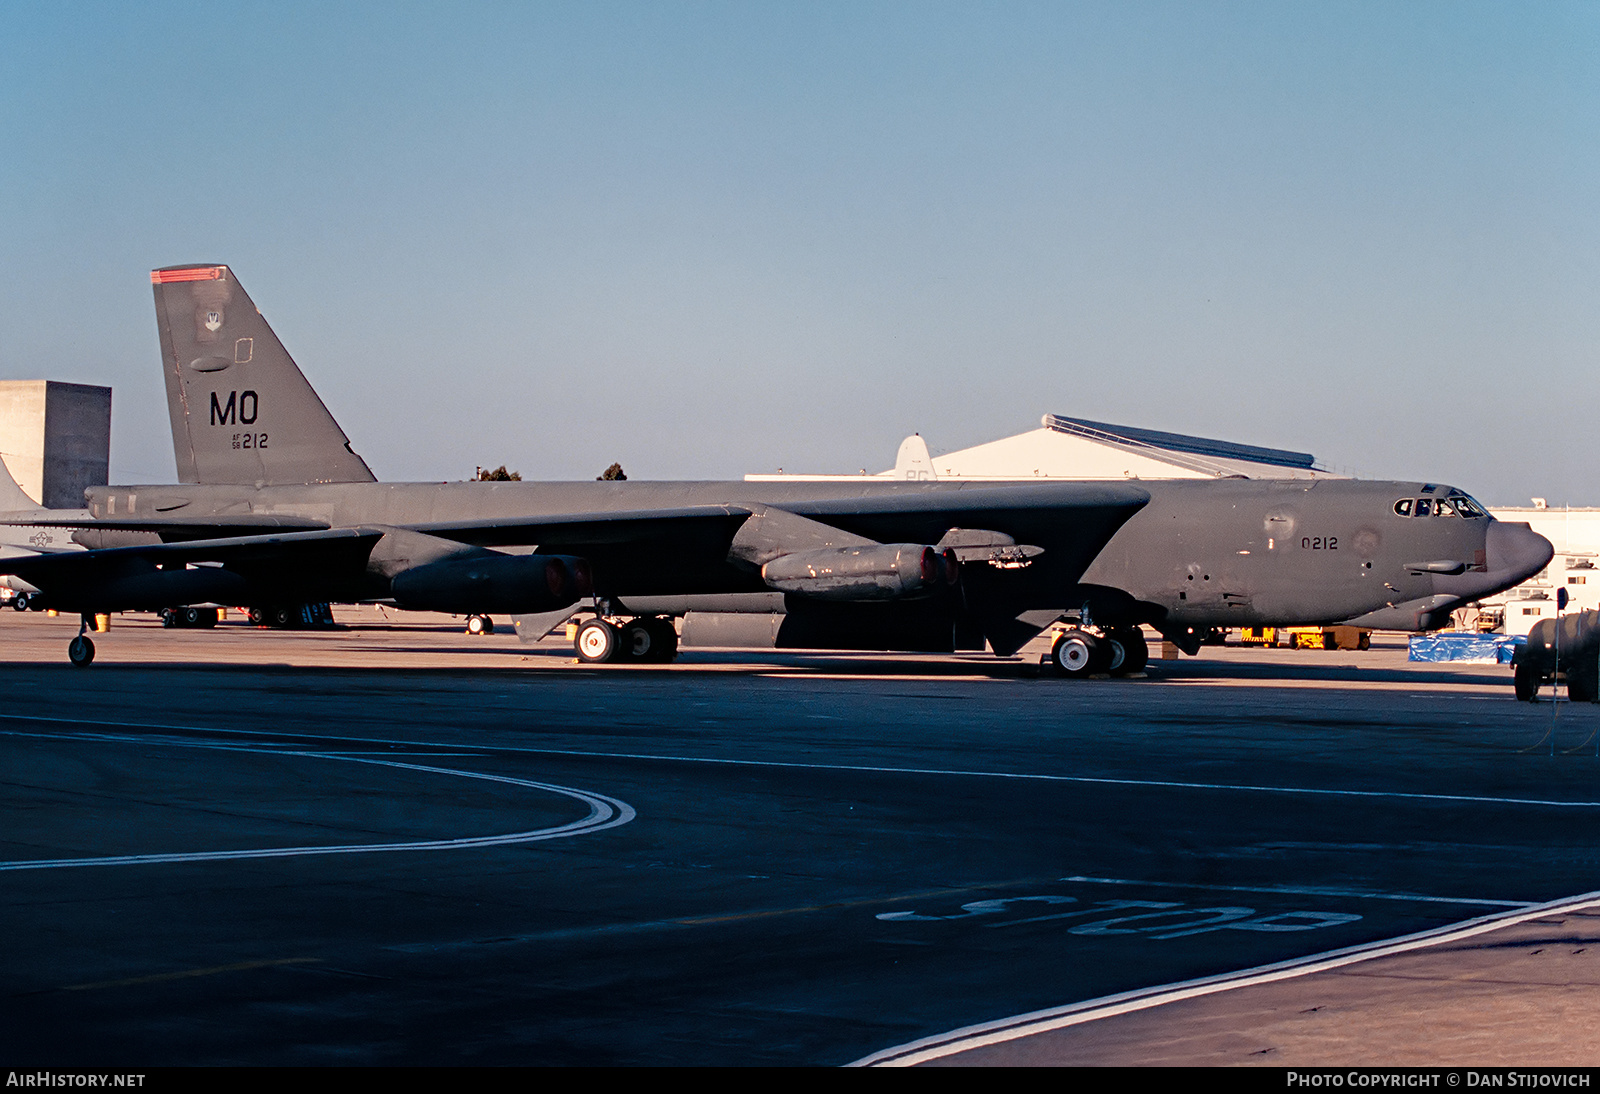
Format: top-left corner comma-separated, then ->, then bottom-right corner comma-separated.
0,381 -> 112,508
747,414 -> 1341,483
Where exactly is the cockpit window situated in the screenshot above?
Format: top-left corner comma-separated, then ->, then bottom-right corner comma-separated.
1394,492 -> 1485,518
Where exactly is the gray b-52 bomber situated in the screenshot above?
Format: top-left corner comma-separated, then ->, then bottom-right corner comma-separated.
0,265 -> 1551,673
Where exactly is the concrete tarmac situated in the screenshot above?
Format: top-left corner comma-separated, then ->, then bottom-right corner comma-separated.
906,900 -> 1600,1066
2,607 -> 1597,1066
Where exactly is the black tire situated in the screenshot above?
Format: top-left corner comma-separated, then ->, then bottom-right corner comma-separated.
160,609 -> 177,628
466,614 -> 491,636
643,617 -> 679,663
619,619 -> 656,661
68,635 -> 95,667
272,607 -> 294,628
1514,661 -> 1542,702
1109,628 -> 1149,676
621,617 -> 679,663
1050,629 -> 1102,678
12,594 -> 28,612
182,607 -> 203,627
575,618 -> 617,663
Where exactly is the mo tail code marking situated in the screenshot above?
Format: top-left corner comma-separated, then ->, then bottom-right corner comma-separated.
210,390 -> 259,426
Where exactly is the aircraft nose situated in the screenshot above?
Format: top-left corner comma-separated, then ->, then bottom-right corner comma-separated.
1486,520 -> 1554,584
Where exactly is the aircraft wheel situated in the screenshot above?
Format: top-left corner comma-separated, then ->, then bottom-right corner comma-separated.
620,619 -> 657,661
12,594 -> 28,612
1108,628 -> 1149,676
575,618 -> 618,663
466,614 -> 494,636
182,606 -> 204,627
1050,629 -> 1102,678
272,606 -> 294,628
643,617 -> 679,663
621,617 -> 678,663
1513,662 -> 1541,702
68,635 -> 95,667
1103,637 -> 1127,674
160,608 -> 176,628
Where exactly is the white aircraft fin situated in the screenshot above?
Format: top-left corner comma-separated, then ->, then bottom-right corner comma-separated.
893,434 -> 937,481
0,454 -> 41,511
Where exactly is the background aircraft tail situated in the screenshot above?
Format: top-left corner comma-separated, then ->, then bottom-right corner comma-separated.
893,434 -> 937,480
0,454 -> 41,512
152,265 -> 376,484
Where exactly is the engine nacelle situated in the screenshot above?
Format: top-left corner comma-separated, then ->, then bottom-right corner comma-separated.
390,552 -> 591,614
761,544 -> 953,601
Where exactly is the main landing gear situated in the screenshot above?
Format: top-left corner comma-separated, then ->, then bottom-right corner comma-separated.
1048,625 -> 1148,679
246,603 -> 335,629
160,606 -> 218,628
68,615 -> 95,668
574,615 -> 679,664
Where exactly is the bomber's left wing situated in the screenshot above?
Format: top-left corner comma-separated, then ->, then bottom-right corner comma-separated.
0,508 -> 760,614
0,527 -> 388,614
0,483 -> 1149,629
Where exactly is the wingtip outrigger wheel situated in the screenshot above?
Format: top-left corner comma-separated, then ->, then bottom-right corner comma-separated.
68,615 -> 96,667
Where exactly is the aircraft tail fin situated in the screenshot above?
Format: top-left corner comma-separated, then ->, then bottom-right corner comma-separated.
0,454 -> 41,511
893,434 -> 937,481
151,265 -> 376,485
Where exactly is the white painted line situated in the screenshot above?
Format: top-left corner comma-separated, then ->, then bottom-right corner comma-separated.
4,713 -> 1598,810
0,732 -> 635,872
851,889 -> 1600,1067
1058,874 -> 1532,909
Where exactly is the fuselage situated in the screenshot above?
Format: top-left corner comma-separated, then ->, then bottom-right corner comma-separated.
82,476 -> 1551,636
1077,477 -> 1550,632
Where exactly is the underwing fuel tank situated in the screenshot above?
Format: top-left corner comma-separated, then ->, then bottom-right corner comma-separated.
760,544 -> 958,601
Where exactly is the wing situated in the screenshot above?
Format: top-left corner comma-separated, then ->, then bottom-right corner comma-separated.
0,483 -> 1149,619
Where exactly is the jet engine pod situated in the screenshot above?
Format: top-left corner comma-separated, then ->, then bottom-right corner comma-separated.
390,552 -> 590,615
760,544 -> 943,601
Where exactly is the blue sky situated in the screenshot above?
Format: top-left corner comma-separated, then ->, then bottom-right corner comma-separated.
1,2 -> 1594,504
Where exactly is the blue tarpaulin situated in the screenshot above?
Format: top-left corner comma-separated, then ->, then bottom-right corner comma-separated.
1408,632 -> 1525,664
